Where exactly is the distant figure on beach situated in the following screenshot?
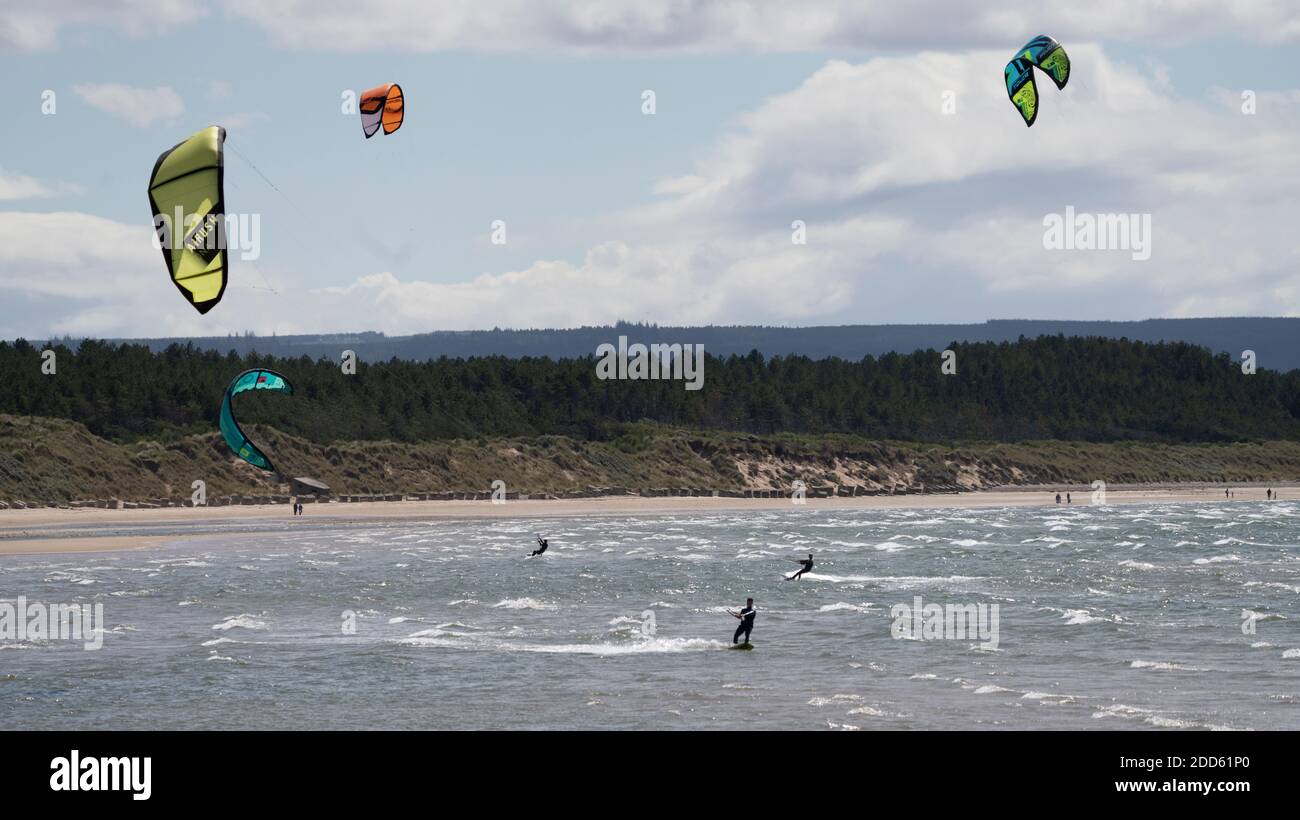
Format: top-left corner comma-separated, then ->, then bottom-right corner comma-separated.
530,535 -> 548,557
1226,488 -> 1230,499
1055,493 -> 1061,504
1066,492 -> 1071,504
787,553 -> 814,581
730,598 -> 756,644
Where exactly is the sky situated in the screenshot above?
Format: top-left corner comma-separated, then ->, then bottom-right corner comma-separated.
0,0 -> 1298,339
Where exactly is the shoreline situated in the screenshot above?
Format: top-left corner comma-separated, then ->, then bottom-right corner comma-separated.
0,483 -> 1291,556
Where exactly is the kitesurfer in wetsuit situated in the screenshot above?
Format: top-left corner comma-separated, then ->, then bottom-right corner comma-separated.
731,598 -> 756,644
530,535 -> 548,557
787,553 -> 814,581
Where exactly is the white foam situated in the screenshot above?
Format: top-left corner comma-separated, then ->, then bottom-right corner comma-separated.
1091,703 -> 1235,731
847,705 -> 886,717
1193,554 -> 1242,565
392,632 -> 728,655
1060,609 -> 1114,625
873,541 -> 914,553
1130,660 -> 1205,672
1117,559 -> 1156,570
212,614 -> 268,632
818,602 -> 872,613
803,573 -> 984,587
492,598 -> 557,611
435,621 -> 477,630
808,694 -> 862,707
1244,581 -> 1300,594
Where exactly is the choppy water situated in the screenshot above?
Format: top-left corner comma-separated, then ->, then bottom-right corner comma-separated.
2,502 -> 1297,730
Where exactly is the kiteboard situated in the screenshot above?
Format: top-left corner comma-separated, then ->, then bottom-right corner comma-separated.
730,643 -> 754,651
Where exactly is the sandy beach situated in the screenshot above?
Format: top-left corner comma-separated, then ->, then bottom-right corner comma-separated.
0,483 -> 1291,555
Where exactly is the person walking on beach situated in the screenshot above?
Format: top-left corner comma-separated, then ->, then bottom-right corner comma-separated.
730,598 -> 756,645
1055,493 -> 1061,504
530,535 -> 548,557
787,553 -> 814,581
1066,492 -> 1071,504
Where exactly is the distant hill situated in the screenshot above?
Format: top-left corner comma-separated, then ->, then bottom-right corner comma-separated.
90,317 -> 1300,371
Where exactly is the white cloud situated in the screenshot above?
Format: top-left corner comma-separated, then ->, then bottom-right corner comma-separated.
214,111 -> 270,130
0,169 -> 81,200
0,211 -> 157,300
73,83 -> 184,128
3,46 -> 1300,338
0,0 -> 205,52
220,0 -> 1300,52
7,1 -> 1299,53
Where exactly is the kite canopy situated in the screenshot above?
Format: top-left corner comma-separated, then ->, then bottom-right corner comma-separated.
148,125 -> 228,313
360,83 -> 404,138
219,369 -> 293,473
1004,35 -> 1070,127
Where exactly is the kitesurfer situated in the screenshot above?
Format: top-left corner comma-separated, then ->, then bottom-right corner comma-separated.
730,598 -> 756,645
787,553 -> 814,581
530,535 -> 548,557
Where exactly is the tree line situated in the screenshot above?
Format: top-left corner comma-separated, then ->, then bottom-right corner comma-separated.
0,335 -> 1296,445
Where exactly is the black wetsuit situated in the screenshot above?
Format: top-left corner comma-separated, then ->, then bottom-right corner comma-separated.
788,558 -> 813,580
530,538 -> 548,557
733,606 -> 756,644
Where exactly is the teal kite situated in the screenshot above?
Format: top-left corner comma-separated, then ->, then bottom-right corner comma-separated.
219,369 -> 293,472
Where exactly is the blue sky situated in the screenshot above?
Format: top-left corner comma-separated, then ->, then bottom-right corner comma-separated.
1,2 -> 1297,338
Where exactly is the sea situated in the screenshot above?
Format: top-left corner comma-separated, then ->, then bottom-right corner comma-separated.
1,501 -> 1297,730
